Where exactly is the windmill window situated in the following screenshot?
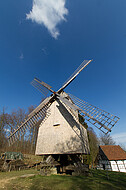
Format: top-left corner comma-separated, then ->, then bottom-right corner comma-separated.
53,123 -> 60,127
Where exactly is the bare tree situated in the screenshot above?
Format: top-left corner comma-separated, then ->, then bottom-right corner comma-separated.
0,108 -> 8,151
0,104 -> 41,154
99,133 -> 115,145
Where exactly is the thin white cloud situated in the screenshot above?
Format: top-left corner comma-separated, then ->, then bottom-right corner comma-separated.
42,47 -> 48,55
19,53 -> 24,60
26,0 -> 68,39
112,132 -> 126,145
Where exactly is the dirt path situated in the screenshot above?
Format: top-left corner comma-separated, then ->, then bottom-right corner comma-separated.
0,177 -> 17,189
0,174 -> 36,189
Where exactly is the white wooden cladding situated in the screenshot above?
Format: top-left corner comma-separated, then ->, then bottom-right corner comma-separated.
35,100 -> 90,155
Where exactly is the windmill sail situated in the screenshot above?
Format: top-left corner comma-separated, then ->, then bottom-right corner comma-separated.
8,96 -> 52,145
67,93 -> 120,134
31,78 -> 53,97
57,93 -> 119,134
57,60 -> 92,93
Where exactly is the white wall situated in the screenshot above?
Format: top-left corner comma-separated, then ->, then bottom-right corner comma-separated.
97,160 -> 126,173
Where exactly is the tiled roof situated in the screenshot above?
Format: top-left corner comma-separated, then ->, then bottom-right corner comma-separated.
100,145 -> 126,161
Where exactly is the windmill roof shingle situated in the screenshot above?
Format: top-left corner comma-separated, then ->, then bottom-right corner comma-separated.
100,145 -> 126,161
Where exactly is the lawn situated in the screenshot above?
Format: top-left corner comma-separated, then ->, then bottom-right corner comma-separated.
0,169 -> 126,190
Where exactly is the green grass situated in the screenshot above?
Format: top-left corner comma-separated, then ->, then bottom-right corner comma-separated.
0,169 -> 126,190
0,169 -> 39,180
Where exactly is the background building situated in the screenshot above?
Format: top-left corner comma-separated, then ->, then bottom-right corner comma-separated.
96,145 -> 126,173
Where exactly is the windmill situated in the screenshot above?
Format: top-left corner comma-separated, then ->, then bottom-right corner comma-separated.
8,60 -> 120,174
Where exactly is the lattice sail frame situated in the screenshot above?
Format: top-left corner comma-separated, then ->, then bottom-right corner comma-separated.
8,97 -> 52,145
58,60 -> 92,93
68,93 -> 120,134
31,78 -> 53,97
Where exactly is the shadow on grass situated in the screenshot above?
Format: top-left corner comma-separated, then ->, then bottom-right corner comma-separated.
29,173 -> 113,190
2,169 -> 126,190
29,175 -> 93,190
90,169 -> 126,190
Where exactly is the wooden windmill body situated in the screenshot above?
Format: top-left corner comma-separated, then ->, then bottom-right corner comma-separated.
8,60 -> 120,174
36,92 -> 90,155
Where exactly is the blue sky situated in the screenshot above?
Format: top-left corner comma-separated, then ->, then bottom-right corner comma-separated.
0,0 -> 126,146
